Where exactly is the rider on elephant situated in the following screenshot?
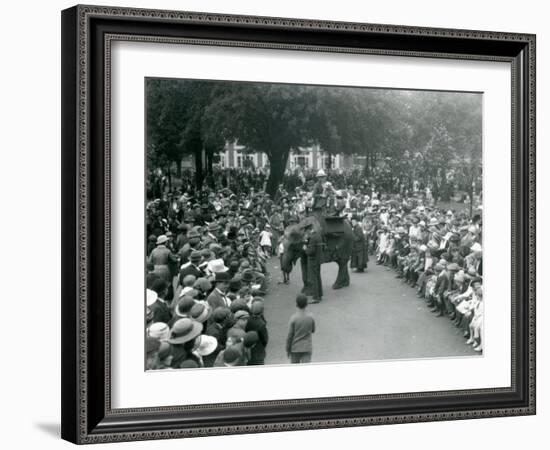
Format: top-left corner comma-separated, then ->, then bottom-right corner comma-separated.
312,169 -> 328,215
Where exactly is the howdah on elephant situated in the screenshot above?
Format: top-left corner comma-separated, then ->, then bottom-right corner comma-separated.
281,215 -> 354,292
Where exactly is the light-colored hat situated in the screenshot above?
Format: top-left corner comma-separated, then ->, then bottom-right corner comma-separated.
454,273 -> 466,283
419,221 -> 426,227
146,289 -> 158,306
195,335 -> 218,356
156,234 -> 168,245
147,322 -> 170,341
316,169 -> 327,178
419,245 -> 428,252
207,258 -> 229,273
471,242 -> 482,252
179,286 -> 198,299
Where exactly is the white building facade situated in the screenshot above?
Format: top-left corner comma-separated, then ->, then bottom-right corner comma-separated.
219,142 -> 357,171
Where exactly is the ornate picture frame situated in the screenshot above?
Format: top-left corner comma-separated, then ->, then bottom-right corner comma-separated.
61,4 -> 536,444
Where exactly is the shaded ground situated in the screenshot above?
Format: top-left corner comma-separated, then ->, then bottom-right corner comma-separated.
263,257 -> 477,365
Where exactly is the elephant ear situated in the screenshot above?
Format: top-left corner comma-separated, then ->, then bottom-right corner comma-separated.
286,226 -> 303,245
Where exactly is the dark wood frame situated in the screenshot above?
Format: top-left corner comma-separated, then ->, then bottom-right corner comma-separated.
61,4 -> 536,444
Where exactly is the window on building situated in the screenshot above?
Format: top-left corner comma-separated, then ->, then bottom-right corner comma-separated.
295,155 -> 309,168
323,155 -> 337,169
237,153 -> 254,169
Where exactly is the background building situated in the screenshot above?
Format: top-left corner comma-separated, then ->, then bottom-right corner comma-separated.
219,142 -> 359,171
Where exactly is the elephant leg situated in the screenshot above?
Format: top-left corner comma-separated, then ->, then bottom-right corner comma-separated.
342,259 -> 350,286
332,259 -> 350,289
300,257 -> 311,295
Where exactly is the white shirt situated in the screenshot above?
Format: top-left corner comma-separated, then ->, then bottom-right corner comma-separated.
259,230 -> 272,246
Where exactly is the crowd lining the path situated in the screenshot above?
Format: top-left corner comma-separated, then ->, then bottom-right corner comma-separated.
145,168 -> 484,370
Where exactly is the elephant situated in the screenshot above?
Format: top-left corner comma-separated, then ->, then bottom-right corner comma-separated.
280,215 -> 354,292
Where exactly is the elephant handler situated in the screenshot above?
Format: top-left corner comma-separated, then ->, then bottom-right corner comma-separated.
303,223 -> 324,303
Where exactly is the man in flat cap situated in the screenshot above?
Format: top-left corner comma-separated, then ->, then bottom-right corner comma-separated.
177,228 -> 203,265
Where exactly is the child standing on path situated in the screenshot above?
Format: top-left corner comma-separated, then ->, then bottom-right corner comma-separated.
286,294 -> 316,364
259,224 -> 273,257
277,236 -> 289,284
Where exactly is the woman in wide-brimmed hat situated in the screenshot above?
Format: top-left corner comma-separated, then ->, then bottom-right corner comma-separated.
192,334 -> 219,368
168,318 -> 203,368
189,302 -> 212,332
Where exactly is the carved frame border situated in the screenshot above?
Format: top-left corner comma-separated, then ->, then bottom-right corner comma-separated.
61,4 -> 536,444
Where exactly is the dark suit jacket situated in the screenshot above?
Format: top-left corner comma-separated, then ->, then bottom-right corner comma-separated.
245,316 -> 269,364
149,300 -> 171,324
305,230 -> 323,264
178,263 -> 205,286
207,289 -> 230,310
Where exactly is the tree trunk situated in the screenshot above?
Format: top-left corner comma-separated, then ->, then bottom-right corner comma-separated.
206,149 -> 214,176
166,163 -> 172,192
194,148 -> 203,190
176,159 -> 182,179
363,150 -> 370,176
266,149 -> 289,197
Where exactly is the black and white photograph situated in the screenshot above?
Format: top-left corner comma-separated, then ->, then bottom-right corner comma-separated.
144,78 -> 484,370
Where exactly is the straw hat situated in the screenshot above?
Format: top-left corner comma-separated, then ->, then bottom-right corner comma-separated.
146,289 -> 158,306
470,242 -> 482,252
168,319 -> 202,345
316,169 -> 327,178
189,303 -> 212,323
156,235 -> 168,245
207,258 -> 229,274
195,335 -> 218,356
147,322 -> 170,341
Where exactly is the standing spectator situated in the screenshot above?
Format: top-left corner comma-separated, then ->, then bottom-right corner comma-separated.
145,337 -> 161,370
148,279 -> 172,324
270,207 -> 284,255
245,299 -> 269,365
277,236 -> 290,284
286,294 -> 316,364
148,234 -> 178,283
206,272 -> 232,309
350,215 -> 368,273
205,307 -> 232,357
259,224 -> 273,256
178,251 -> 204,287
